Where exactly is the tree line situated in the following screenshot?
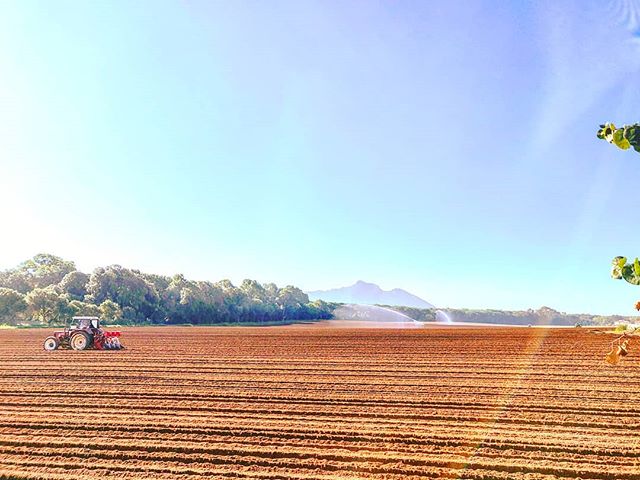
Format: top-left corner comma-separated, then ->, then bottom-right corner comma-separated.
387,305 -> 635,326
0,254 -> 335,326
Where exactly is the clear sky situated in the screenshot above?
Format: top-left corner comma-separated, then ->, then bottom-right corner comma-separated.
2,0 -> 640,315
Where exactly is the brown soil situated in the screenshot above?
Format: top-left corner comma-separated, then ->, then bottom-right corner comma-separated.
0,326 -> 636,479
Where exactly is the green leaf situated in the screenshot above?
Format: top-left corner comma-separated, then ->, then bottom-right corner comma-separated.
615,257 -> 640,285
604,123 -> 616,143
613,129 -> 631,149
624,265 -> 640,285
612,256 -> 626,280
597,123 -> 616,141
610,256 -> 640,284
624,125 -> 640,150
598,122 -> 640,154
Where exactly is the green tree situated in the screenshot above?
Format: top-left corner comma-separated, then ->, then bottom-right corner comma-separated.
26,287 -> 70,325
216,279 -> 245,323
86,266 -> 160,321
99,299 -> 123,324
58,271 -> 89,301
0,269 -> 31,293
68,300 -> 101,317
141,272 -> 173,320
12,254 -> 75,291
188,282 -> 225,324
0,288 -> 27,325
26,288 -> 58,324
240,279 -> 273,324
240,279 -> 267,302
276,286 -> 309,321
307,299 -> 334,320
1,254 -> 335,326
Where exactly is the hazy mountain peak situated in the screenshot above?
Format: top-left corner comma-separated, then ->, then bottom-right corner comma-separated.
308,281 -> 433,309
354,280 -> 378,288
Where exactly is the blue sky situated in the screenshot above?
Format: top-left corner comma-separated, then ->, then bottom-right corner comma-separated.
2,0 -> 640,314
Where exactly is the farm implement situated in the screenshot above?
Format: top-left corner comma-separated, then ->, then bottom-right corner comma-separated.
43,316 -> 125,351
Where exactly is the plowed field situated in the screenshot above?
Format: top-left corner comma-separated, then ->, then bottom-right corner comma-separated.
0,326 -> 638,479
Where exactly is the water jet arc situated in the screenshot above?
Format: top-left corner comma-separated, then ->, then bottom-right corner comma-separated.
435,309 -> 453,324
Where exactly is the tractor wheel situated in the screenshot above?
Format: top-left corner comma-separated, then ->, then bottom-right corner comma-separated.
43,336 -> 59,351
71,332 -> 91,351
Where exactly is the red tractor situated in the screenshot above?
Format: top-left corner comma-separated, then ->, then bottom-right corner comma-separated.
43,316 -> 124,351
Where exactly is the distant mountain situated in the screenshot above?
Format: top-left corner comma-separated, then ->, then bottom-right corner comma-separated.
307,281 -> 434,308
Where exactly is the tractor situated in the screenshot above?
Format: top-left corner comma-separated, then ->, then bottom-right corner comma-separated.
43,316 -> 124,351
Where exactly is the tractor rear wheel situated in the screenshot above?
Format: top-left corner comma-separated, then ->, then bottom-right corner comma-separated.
71,332 -> 91,351
43,337 -> 59,351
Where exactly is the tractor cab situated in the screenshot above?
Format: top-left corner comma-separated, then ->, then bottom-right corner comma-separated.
71,316 -> 101,331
